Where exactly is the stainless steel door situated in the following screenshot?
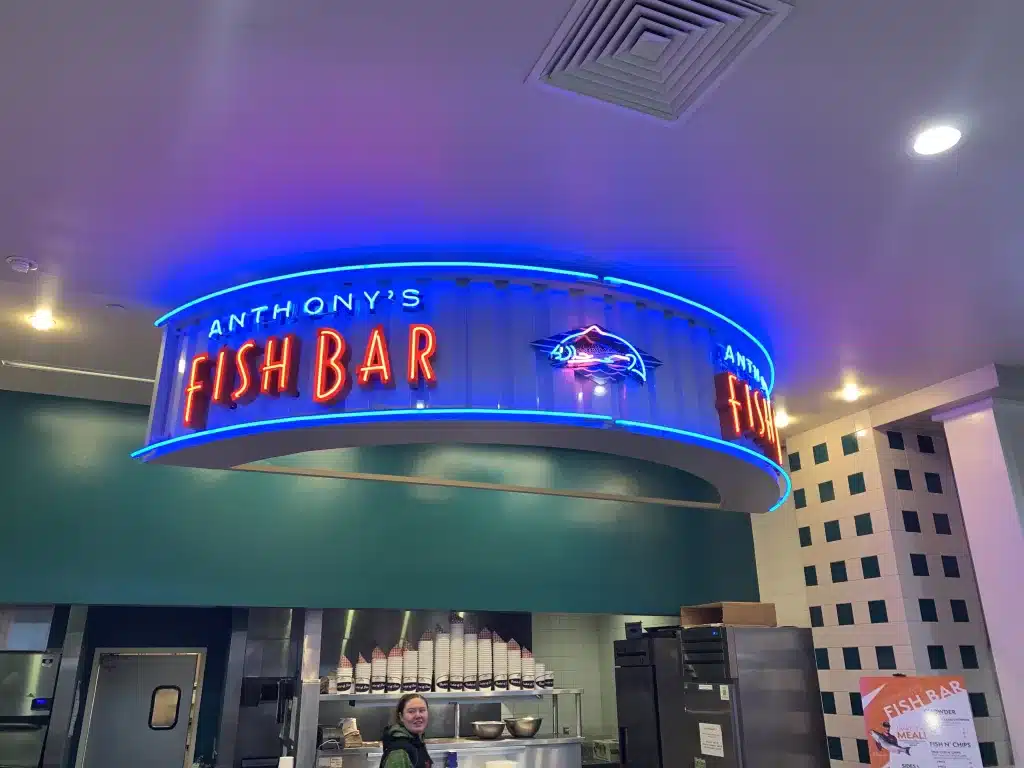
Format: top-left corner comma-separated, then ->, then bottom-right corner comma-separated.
0,721 -> 49,768
80,653 -> 201,768
0,652 -> 60,717
614,665 -> 661,768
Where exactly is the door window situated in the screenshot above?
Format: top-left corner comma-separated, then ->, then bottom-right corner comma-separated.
149,686 -> 181,730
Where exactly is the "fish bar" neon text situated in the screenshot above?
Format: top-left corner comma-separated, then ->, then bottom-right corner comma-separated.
183,323 -> 437,430
714,372 -> 782,463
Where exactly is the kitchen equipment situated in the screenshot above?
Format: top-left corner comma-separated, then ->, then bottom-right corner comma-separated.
0,651 -> 60,768
503,717 -> 542,738
613,625 -> 827,768
471,721 -> 506,739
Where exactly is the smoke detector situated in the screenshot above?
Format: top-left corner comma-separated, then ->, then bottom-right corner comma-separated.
6,256 -> 39,274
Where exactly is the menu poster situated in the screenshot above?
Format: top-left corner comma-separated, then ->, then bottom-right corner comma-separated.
859,676 -> 983,768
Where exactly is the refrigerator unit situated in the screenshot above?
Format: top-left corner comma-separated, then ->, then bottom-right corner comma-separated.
614,625 -> 828,768
0,650 -> 61,768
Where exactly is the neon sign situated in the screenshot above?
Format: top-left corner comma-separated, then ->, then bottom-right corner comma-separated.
208,287 -> 423,339
715,344 -> 768,394
714,372 -> 781,464
531,325 -> 661,384
182,323 -> 437,430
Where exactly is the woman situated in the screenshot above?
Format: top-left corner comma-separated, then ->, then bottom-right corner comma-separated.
380,693 -> 432,768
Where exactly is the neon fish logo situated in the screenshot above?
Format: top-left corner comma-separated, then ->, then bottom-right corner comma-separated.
532,325 -> 661,384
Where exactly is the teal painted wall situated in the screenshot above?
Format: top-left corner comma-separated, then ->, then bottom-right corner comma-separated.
0,390 -> 758,614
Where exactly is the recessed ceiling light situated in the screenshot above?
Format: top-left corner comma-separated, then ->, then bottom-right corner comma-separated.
6,256 -> 38,274
593,384 -> 607,396
27,307 -> 55,331
775,409 -> 791,429
856,429 -> 868,438
913,125 -> 962,155
841,382 -> 862,402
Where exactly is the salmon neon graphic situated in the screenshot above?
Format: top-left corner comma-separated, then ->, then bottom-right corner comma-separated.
532,325 -> 662,384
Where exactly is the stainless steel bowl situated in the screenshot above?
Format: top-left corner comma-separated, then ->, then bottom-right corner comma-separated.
472,721 -> 507,740
504,717 -> 543,738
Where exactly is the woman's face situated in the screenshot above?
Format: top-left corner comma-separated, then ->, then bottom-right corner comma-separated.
401,697 -> 429,734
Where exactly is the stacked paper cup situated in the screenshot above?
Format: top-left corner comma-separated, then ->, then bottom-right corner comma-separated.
521,650 -> 535,690
385,646 -> 403,693
493,633 -> 509,690
507,639 -> 522,690
533,661 -> 545,691
336,655 -> 354,693
370,647 -> 387,693
402,642 -> 418,692
354,654 -> 371,693
544,668 -> 555,689
477,629 -> 493,690
434,627 -> 451,691
417,631 -> 434,692
464,627 -> 478,691
449,614 -> 465,691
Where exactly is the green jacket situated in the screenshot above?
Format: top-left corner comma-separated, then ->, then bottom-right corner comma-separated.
381,723 -> 431,768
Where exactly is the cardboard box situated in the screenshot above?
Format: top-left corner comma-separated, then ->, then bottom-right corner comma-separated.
680,602 -> 777,628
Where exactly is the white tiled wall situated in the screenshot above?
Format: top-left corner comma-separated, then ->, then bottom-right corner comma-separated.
754,415 -> 1014,767
505,613 -> 673,738
0,605 -> 53,650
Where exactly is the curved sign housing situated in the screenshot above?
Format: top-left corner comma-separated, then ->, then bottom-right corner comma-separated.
136,262 -> 789,513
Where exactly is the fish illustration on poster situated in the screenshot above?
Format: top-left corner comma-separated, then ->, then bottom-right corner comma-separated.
859,675 -> 984,767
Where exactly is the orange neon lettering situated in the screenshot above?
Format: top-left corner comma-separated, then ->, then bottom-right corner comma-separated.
714,372 -> 744,438
183,353 -> 212,429
211,346 -> 233,404
358,325 -> 393,386
726,374 -> 742,436
232,340 -> 259,402
260,334 -> 300,396
744,382 -> 756,433
313,328 -> 347,404
407,323 -> 437,386
762,395 -> 780,462
752,389 -> 767,437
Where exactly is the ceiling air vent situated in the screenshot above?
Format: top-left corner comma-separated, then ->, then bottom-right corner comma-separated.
530,0 -> 793,121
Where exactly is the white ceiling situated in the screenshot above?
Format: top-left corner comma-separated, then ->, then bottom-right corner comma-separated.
1,0 -> 1023,429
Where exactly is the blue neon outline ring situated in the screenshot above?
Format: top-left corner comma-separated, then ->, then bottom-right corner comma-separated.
602,277 -> 775,393
130,408 -> 787,512
153,262 -> 601,327
151,260 -> 773,392
614,419 -> 790,512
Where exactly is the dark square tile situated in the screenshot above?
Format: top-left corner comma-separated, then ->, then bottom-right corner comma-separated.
862,555 -> 881,579
927,645 -> 947,670
933,513 -> 952,535
824,520 -> 841,542
843,647 -> 862,670
815,648 -> 830,670
903,509 -> 921,532
911,553 -> 929,576
848,472 -> 866,495
793,488 -> 807,509
788,451 -> 802,472
818,480 -> 836,503
925,472 -> 943,494
917,434 -> 936,453
849,692 -> 863,716
868,600 -> 888,623
887,431 -> 905,450
831,560 -> 848,583
942,555 -> 960,578
876,646 -> 897,670
821,691 -> 836,714
809,606 -> 823,627
813,442 -> 829,464
919,598 -> 938,622
951,599 -> 969,623
841,432 -> 860,455
960,645 -> 979,669
854,512 -> 873,536
895,468 -> 913,490
804,565 -> 818,587
799,525 -> 812,547
836,603 -> 854,625
969,692 -> 989,717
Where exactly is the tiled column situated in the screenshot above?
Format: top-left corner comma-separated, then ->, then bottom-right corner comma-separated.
761,413 -> 1013,766
937,398 -> 1024,759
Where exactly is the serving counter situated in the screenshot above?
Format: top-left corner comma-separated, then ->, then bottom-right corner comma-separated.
318,735 -> 584,768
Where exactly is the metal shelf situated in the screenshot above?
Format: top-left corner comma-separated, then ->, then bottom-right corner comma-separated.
319,688 -> 583,705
